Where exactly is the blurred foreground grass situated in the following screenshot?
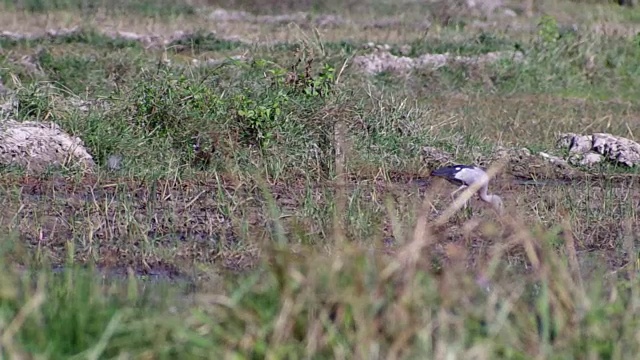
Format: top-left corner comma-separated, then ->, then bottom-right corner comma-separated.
2,216 -> 640,358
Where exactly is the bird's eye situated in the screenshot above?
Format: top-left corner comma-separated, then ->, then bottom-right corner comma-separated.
455,167 -> 461,171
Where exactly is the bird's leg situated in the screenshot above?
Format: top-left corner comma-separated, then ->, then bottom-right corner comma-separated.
450,185 -> 471,215
450,185 -> 467,199
451,185 -> 470,208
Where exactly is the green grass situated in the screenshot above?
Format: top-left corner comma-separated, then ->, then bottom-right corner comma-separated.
2,225 -> 640,358
3,0 -> 640,357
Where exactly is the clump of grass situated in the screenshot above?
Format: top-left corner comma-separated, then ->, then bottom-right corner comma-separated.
0,258 -> 191,358
166,31 -> 248,54
52,43 -> 346,179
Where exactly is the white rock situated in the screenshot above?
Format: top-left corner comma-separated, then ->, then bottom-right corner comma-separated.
580,152 -> 604,166
0,119 -> 95,173
568,134 -> 593,154
592,133 -> 640,166
558,132 -> 640,167
502,9 -> 517,17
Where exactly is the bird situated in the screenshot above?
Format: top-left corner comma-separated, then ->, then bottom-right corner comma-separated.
430,165 -> 504,213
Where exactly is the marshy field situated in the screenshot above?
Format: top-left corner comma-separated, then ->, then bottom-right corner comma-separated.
3,0 -> 640,358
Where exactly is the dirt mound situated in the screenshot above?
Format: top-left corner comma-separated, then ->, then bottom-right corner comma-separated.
487,146 -> 582,181
0,27 -> 250,50
353,47 -> 524,75
0,119 -> 95,173
207,8 -> 349,28
422,145 -> 583,181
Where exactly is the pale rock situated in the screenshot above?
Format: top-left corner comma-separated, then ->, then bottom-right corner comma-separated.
558,132 -> 640,167
579,152 -> 604,166
0,119 -> 95,173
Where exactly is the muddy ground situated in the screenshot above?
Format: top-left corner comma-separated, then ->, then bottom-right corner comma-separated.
1,167 -> 638,286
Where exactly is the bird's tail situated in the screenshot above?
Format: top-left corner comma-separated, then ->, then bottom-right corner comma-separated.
430,166 -> 458,178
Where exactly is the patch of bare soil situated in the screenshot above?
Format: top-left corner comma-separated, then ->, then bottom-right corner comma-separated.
0,174 -> 257,274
